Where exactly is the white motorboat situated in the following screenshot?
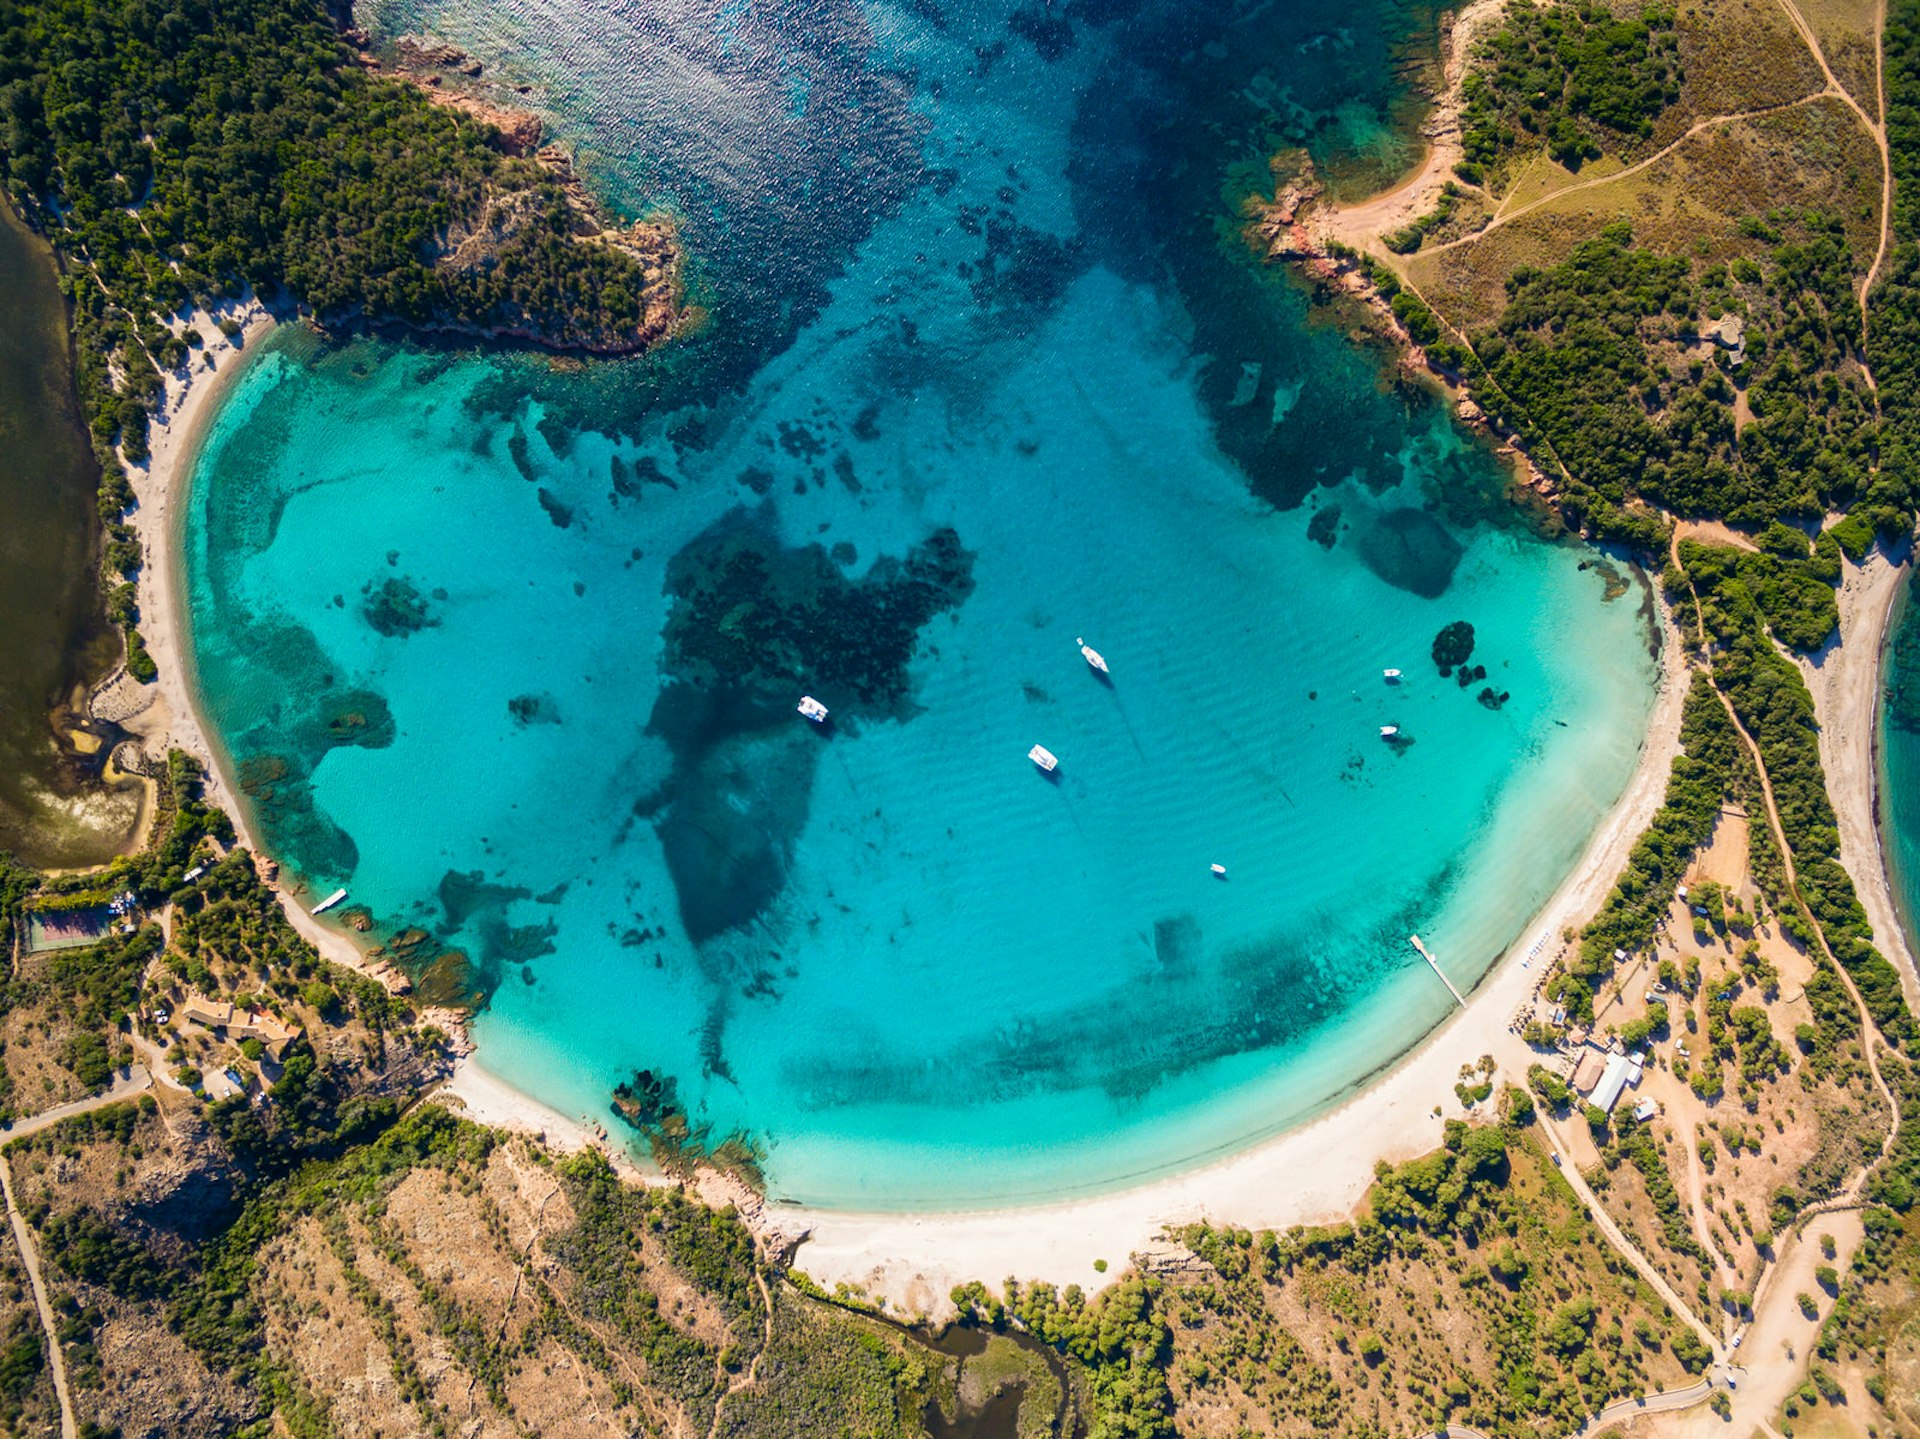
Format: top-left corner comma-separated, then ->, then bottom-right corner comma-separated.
1383,668 -> 1402,682
312,888 -> 349,915
1077,637 -> 1109,675
797,695 -> 829,723
1379,725 -> 1399,739
1210,863 -> 1227,878
1028,744 -> 1059,773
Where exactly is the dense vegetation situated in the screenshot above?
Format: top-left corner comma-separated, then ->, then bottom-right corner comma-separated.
1568,676 -> 1734,1018
0,0 -> 674,677
1457,0 -> 1682,177
1040,1116 -> 1707,1439
1869,0 -> 1920,492
1461,218 -> 1892,546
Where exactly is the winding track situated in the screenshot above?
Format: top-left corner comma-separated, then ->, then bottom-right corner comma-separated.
0,1066 -> 153,1439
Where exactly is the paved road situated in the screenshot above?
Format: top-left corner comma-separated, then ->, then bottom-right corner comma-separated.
0,1066 -> 152,1143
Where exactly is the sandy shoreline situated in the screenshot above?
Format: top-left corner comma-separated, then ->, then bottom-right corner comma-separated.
130,307 -> 1702,1316
1801,547 -> 1920,1012
791,604 -> 1692,1316
121,304 -> 618,1167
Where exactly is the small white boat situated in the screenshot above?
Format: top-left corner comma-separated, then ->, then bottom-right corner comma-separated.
1379,725 -> 1399,739
1383,668 -> 1402,682
1077,637 -> 1109,675
797,695 -> 829,723
1028,744 -> 1059,773
312,887 -> 349,916
1210,863 -> 1227,878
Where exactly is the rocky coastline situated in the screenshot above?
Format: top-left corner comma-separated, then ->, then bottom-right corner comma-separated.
345,29 -> 686,357
1253,162 -> 1565,516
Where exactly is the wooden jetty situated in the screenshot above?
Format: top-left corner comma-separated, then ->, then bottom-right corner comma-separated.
1409,934 -> 1468,1009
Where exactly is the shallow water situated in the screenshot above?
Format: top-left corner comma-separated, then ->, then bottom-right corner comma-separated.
0,200 -> 140,867
184,0 -> 1660,1206
1879,571 -> 1920,965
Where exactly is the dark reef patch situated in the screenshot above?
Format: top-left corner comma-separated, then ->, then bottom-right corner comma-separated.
322,690 -> 396,750
361,575 -> 437,636
536,487 -> 574,528
661,507 -> 976,711
508,692 -> 563,726
642,511 -> 977,947
1352,506 -> 1464,598
1306,503 -> 1341,548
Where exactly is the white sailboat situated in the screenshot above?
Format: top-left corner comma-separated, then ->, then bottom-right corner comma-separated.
1076,637 -> 1109,675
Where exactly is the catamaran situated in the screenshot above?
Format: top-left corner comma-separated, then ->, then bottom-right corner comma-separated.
797,695 -> 829,723
1029,744 -> 1059,773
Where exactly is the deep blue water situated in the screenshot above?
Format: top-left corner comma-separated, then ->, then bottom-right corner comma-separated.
181,0 -> 1661,1206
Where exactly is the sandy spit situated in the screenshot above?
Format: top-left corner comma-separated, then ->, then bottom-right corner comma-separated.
1798,547 -> 1920,1012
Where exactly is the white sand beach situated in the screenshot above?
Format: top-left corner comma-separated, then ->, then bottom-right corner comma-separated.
130,361 -> 1706,1314
124,310 -> 623,1166
789,611 -> 1692,1317
1801,549 -> 1920,1012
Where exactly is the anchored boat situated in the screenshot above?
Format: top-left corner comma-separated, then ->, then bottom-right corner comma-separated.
1077,637 -> 1109,675
1028,744 -> 1059,773
1379,725 -> 1399,739
1383,668 -> 1402,682
797,695 -> 829,723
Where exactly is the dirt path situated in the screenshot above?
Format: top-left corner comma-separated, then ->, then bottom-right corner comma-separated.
0,1157 -> 76,1439
1416,92 -> 1836,259
1683,1134 -> 1739,1295
1768,0 -> 1893,323
0,1067 -> 158,1439
1537,1110 -> 1723,1357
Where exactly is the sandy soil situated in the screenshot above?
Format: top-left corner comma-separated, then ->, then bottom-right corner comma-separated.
1310,0 -> 1509,253
1798,549 -> 1920,1013
792,609 -> 1693,1318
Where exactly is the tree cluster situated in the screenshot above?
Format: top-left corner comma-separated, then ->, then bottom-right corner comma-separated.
1459,1 -> 1682,176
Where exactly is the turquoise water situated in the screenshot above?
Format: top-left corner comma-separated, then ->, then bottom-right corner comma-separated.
1880,569 -> 1920,963
182,0 -> 1660,1207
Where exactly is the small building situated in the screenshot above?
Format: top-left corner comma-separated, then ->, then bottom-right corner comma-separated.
234,1009 -> 302,1061
1571,1050 -> 1607,1094
1591,1052 -> 1637,1113
1633,1098 -> 1658,1123
181,994 -> 234,1030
